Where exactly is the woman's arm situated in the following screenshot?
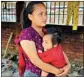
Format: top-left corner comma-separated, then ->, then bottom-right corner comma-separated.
20,40 -> 63,75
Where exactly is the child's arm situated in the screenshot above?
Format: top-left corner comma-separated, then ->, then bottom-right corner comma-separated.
41,71 -> 49,77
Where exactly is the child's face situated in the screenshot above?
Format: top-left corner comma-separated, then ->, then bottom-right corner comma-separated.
42,35 -> 53,51
29,4 -> 47,27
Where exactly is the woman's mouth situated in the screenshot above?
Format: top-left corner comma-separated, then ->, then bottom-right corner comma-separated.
42,21 -> 46,24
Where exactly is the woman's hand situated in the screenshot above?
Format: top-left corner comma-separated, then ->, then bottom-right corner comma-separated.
56,64 -> 71,77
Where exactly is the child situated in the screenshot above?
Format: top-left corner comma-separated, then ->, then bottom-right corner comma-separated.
38,32 -> 67,77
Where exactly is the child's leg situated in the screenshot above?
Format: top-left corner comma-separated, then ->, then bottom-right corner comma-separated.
41,70 -> 48,77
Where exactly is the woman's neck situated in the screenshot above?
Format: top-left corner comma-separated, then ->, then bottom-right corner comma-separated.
31,25 -> 44,37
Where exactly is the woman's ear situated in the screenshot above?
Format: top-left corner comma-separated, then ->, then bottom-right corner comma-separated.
28,14 -> 32,21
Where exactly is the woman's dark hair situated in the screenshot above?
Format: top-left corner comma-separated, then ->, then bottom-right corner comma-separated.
23,1 -> 45,29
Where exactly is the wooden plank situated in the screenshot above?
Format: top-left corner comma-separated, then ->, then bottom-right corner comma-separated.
3,32 -> 13,58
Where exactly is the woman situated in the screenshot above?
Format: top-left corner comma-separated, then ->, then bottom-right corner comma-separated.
15,1 -> 70,77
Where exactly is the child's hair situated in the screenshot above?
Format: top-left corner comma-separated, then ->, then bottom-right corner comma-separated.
46,32 -> 62,45
52,32 -> 62,45
23,1 -> 45,29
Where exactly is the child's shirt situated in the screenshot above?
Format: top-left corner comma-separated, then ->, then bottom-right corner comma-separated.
38,44 -> 66,68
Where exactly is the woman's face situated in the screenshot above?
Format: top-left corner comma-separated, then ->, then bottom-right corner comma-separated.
42,35 -> 53,51
29,4 -> 47,27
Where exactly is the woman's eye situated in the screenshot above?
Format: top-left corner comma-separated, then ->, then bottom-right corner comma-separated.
38,12 -> 47,16
39,13 -> 42,16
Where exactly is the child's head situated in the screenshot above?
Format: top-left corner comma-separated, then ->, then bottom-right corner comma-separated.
23,1 -> 47,28
42,32 -> 62,50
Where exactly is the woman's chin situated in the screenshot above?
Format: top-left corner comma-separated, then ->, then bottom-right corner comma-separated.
41,23 -> 46,27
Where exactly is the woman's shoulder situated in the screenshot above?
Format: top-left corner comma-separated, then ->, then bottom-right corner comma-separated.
21,27 -> 32,35
18,27 -> 33,41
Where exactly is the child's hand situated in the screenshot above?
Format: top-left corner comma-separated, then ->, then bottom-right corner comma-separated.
38,50 -> 42,53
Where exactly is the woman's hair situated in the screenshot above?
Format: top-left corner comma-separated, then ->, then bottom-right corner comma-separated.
23,1 -> 45,29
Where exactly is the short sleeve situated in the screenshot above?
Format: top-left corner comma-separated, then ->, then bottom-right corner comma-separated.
18,29 -> 33,44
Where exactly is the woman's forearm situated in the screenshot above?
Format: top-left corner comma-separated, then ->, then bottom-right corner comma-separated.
31,57 -> 63,75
